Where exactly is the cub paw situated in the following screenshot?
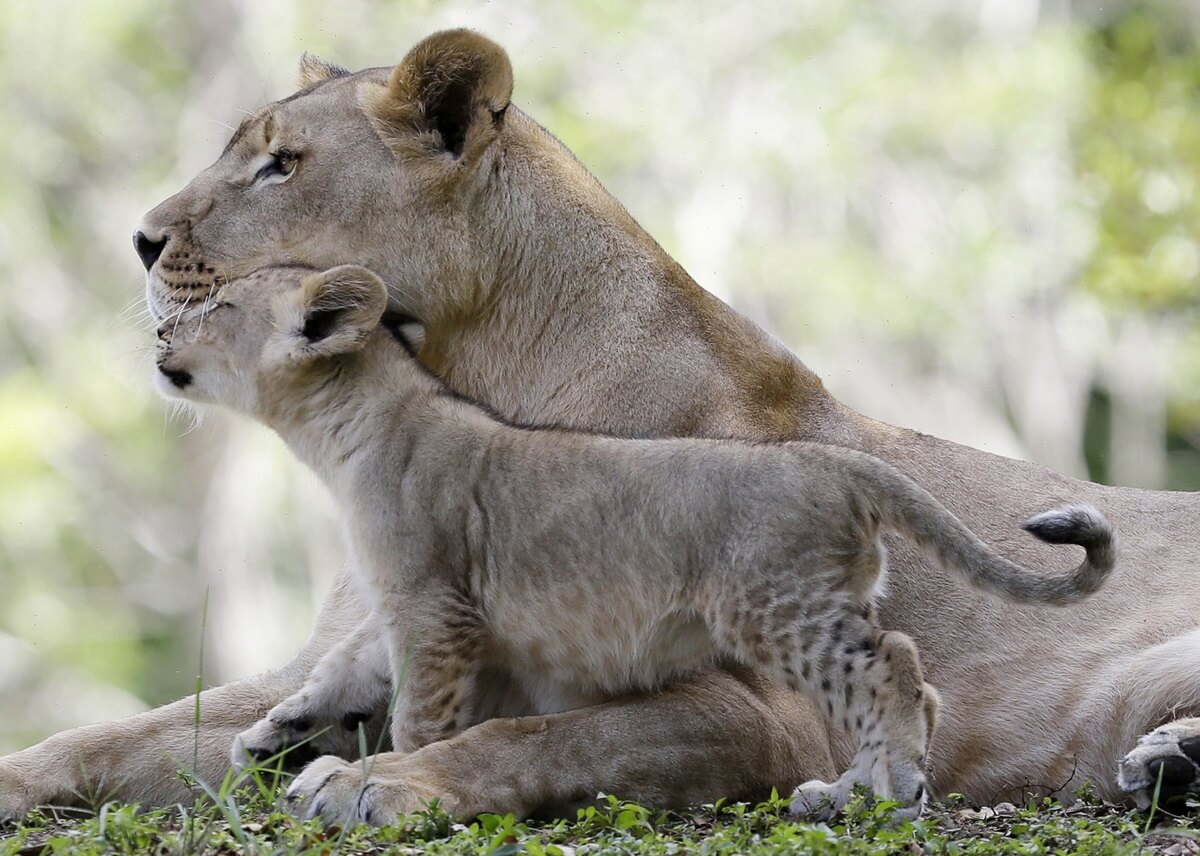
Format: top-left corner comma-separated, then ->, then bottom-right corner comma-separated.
1119,719 -> 1200,809
230,697 -> 377,772
789,778 -> 846,821
790,775 -> 926,822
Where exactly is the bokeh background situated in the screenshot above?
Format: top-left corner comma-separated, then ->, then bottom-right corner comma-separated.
0,0 -> 1197,753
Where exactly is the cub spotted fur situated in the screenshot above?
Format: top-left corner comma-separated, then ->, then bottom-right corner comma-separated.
154,264 -> 1117,819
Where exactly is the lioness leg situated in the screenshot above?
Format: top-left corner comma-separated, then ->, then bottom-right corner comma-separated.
0,668 -> 304,821
284,665 -> 836,825
232,614 -> 392,771
0,572 -> 367,822
1110,629 -> 1200,808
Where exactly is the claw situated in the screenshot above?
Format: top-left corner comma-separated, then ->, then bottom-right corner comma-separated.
355,783 -> 379,825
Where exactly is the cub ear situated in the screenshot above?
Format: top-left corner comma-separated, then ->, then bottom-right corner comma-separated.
364,28 -> 513,165
298,53 -> 350,88
286,265 -> 388,359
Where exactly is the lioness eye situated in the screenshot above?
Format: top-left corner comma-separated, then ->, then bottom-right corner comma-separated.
254,149 -> 299,184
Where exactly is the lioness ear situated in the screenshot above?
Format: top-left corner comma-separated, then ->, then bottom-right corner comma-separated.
298,53 -> 350,88
287,265 -> 388,359
364,28 -> 513,165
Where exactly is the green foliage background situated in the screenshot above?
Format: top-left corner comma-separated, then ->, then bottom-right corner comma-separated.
0,0 -> 1196,754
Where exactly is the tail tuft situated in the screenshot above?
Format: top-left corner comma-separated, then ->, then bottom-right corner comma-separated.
1022,504 -> 1110,546
1020,503 -> 1118,601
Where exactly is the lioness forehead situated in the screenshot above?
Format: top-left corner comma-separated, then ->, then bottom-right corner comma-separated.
221,66 -> 392,157
221,111 -> 274,157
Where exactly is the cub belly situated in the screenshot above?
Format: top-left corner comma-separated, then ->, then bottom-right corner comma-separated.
482,599 -> 717,698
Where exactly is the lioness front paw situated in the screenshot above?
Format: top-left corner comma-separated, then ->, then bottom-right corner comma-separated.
284,753 -> 447,827
0,756 -> 62,824
0,767 -> 30,824
1119,718 -> 1200,809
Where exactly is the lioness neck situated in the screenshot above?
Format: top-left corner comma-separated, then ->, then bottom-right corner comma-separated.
424,108 -> 859,445
258,331 -> 450,493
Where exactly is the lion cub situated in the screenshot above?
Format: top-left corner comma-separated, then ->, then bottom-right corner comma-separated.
155,265 -> 1117,820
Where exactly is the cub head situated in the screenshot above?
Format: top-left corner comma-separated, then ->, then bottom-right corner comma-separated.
155,265 -> 388,418
136,29 -> 513,326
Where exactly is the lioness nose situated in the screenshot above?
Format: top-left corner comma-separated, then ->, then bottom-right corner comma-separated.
133,231 -> 167,271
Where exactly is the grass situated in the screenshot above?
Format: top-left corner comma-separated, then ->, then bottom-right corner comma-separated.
6,596 -> 1192,854
3,786 -> 1200,855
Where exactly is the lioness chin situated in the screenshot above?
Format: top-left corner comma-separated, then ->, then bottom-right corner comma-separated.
154,264 -> 1116,822
1,28 -> 1197,826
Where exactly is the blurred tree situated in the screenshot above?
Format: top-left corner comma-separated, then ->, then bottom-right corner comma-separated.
1076,1 -> 1200,488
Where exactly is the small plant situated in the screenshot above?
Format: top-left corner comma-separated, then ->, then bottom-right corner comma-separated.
3,783 -> 1196,854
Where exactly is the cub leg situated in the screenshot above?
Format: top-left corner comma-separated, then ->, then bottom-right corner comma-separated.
711,591 -> 938,820
382,590 -> 486,753
232,614 -> 392,770
789,629 -> 938,821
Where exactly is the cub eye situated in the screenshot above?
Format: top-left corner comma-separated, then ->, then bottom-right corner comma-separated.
254,149 -> 299,185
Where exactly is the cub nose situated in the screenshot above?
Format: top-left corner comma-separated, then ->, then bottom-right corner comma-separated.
157,364 -> 193,389
133,230 -> 167,271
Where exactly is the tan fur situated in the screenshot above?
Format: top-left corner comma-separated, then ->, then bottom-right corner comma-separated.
153,265 -> 1115,820
2,28 -> 1196,823
298,53 -> 349,88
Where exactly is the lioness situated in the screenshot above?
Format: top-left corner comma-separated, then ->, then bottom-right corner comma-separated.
1,29 -> 1197,824
154,263 -> 1115,821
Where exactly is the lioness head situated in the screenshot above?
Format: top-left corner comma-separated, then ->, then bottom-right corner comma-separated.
140,28 -> 827,441
137,29 -> 513,327
154,265 -> 388,417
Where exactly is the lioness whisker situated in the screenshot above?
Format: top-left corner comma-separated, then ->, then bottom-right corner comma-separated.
168,295 -> 194,340
195,284 -> 217,338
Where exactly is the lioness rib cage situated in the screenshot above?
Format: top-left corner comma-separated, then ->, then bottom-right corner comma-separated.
153,264 -> 1117,822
